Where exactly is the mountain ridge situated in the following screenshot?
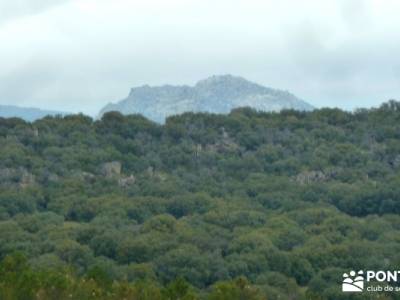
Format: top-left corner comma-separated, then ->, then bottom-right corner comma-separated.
99,75 -> 314,123
0,105 -> 69,122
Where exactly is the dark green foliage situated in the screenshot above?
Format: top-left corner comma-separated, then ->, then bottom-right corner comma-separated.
1,101 -> 400,299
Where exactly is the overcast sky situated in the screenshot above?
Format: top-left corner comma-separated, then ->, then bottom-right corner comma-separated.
0,0 -> 399,115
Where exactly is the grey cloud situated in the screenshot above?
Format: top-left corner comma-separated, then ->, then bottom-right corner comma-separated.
0,0 -> 399,115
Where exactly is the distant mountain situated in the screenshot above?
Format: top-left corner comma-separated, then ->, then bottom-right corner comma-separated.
0,105 -> 68,122
99,75 -> 314,123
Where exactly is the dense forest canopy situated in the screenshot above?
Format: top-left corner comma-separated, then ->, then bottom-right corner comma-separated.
1,100 -> 400,299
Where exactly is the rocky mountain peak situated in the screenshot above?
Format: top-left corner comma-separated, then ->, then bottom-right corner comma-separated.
99,75 -> 314,123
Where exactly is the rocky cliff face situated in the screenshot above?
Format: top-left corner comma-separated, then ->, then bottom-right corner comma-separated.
99,75 -> 314,123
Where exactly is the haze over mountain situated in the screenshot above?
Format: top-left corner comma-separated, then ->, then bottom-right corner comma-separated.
0,75 -> 313,123
0,105 -> 68,122
99,75 -> 314,123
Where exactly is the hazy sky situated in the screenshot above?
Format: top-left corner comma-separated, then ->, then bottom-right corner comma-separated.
0,0 -> 399,115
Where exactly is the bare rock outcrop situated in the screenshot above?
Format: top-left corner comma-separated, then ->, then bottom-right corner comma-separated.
99,75 -> 314,123
118,175 -> 136,188
19,170 -> 35,188
0,167 -> 35,188
295,169 -> 341,185
145,166 -> 167,181
101,161 -> 122,178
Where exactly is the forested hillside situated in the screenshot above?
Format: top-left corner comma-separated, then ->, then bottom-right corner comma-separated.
1,101 -> 400,299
